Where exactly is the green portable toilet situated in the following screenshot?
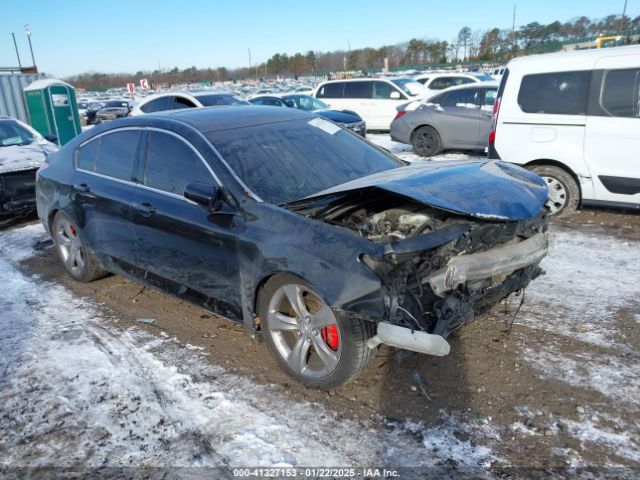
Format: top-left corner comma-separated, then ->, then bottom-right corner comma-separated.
23,79 -> 81,146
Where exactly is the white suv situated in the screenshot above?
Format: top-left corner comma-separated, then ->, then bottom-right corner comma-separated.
313,78 -> 424,130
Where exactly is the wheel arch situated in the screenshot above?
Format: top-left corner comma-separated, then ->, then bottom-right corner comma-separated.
523,159 -> 583,204
410,123 -> 441,143
252,271 -> 328,322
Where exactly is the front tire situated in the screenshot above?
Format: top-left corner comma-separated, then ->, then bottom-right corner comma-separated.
529,165 -> 580,217
52,211 -> 108,282
259,274 -> 376,389
411,126 -> 442,157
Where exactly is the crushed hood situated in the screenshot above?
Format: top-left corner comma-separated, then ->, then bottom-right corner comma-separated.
300,160 -> 548,221
0,141 -> 58,175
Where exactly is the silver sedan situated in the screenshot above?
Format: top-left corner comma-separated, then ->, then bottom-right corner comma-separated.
390,82 -> 498,157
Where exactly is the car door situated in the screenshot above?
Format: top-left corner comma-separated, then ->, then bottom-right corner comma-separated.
131,129 -> 243,319
370,81 -> 408,130
584,60 -> 640,205
434,87 -> 483,148
72,128 -> 143,267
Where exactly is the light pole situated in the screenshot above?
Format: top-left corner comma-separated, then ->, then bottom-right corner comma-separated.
12,33 -> 22,70
621,0 -> 628,33
24,24 -> 36,70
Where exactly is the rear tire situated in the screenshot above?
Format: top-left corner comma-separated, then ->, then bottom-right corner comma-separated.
529,165 -> 580,217
411,126 -> 442,157
52,211 -> 108,282
259,274 -> 376,389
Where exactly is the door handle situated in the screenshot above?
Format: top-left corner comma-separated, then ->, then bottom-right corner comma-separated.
137,202 -> 156,218
482,112 -> 492,117
72,183 -> 91,193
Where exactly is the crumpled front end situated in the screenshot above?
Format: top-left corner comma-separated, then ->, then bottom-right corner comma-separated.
289,189 -> 549,341
359,206 -> 549,339
0,169 -> 38,222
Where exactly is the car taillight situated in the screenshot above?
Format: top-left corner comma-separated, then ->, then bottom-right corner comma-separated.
489,97 -> 501,145
393,110 -> 407,121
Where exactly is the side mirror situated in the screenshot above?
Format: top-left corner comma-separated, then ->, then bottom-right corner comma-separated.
184,182 -> 225,211
390,91 -> 401,100
44,134 -> 58,143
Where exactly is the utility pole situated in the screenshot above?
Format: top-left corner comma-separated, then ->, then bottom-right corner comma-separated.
621,0 -> 628,33
511,2 -> 517,50
24,24 -> 36,69
248,48 -> 252,77
11,33 -> 22,69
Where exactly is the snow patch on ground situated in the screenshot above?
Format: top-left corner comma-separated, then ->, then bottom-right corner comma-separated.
367,133 -> 483,163
0,224 -> 498,473
522,345 -> 639,407
519,229 -> 640,348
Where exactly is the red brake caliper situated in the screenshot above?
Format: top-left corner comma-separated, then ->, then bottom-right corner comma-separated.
321,325 -> 340,351
69,225 -> 76,236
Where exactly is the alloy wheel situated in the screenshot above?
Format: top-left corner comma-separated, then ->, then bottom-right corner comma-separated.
55,218 -> 86,277
266,284 -> 341,379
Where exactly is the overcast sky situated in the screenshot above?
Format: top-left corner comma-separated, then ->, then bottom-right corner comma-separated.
1,0 -> 635,77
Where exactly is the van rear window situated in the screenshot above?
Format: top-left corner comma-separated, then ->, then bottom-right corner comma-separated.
601,68 -> 640,118
518,71 -> 590,115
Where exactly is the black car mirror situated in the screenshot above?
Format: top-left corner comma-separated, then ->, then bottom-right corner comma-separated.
44,134 -> 58,143
184,182 -> 226,211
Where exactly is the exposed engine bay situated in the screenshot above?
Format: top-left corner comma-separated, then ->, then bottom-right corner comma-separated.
290,189 -> 549,338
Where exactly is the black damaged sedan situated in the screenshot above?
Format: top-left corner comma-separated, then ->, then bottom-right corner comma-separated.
36,107 -> 549,389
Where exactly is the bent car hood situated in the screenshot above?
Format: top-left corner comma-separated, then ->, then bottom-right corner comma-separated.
302,160 -> 548,221
0,141 -> 58,175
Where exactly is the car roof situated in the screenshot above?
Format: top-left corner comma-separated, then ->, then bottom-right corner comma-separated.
433,81 -> 499,94
318,78 -> 394,84
506,44 -> 640,70
137,90 -> 231,104
150,105 -> 312,133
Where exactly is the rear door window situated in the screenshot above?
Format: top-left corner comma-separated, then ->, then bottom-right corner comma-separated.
601,68 -> 640,118
76,130 -> 141,180
518,71 -> 591,115
94,130 -> 142,180
440,88 -> 481,107
144,131 -> 213,195
316,83 -> 344,99
344,82 -> 372,99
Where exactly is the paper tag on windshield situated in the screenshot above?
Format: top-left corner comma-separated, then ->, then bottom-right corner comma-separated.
308,117 -> 341,135
2,136 -> 23,146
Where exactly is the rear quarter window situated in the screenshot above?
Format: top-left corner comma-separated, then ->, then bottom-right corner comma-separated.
601,68 -> 640,118
518,71 -> 591,115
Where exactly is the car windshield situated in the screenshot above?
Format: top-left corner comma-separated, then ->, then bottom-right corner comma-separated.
197,94 -> 249,106
474,74 -> 494,81
207,117 -> 403,204
282,95 -> 329,111
391,78 -> 424,96
0,120 -> 36,147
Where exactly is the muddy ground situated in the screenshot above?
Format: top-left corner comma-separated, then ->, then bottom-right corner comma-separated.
13,205 -> 640,476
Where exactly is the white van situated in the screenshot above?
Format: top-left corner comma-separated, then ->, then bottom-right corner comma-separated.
489,45 -> 640,216
313,78 -> 422,130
